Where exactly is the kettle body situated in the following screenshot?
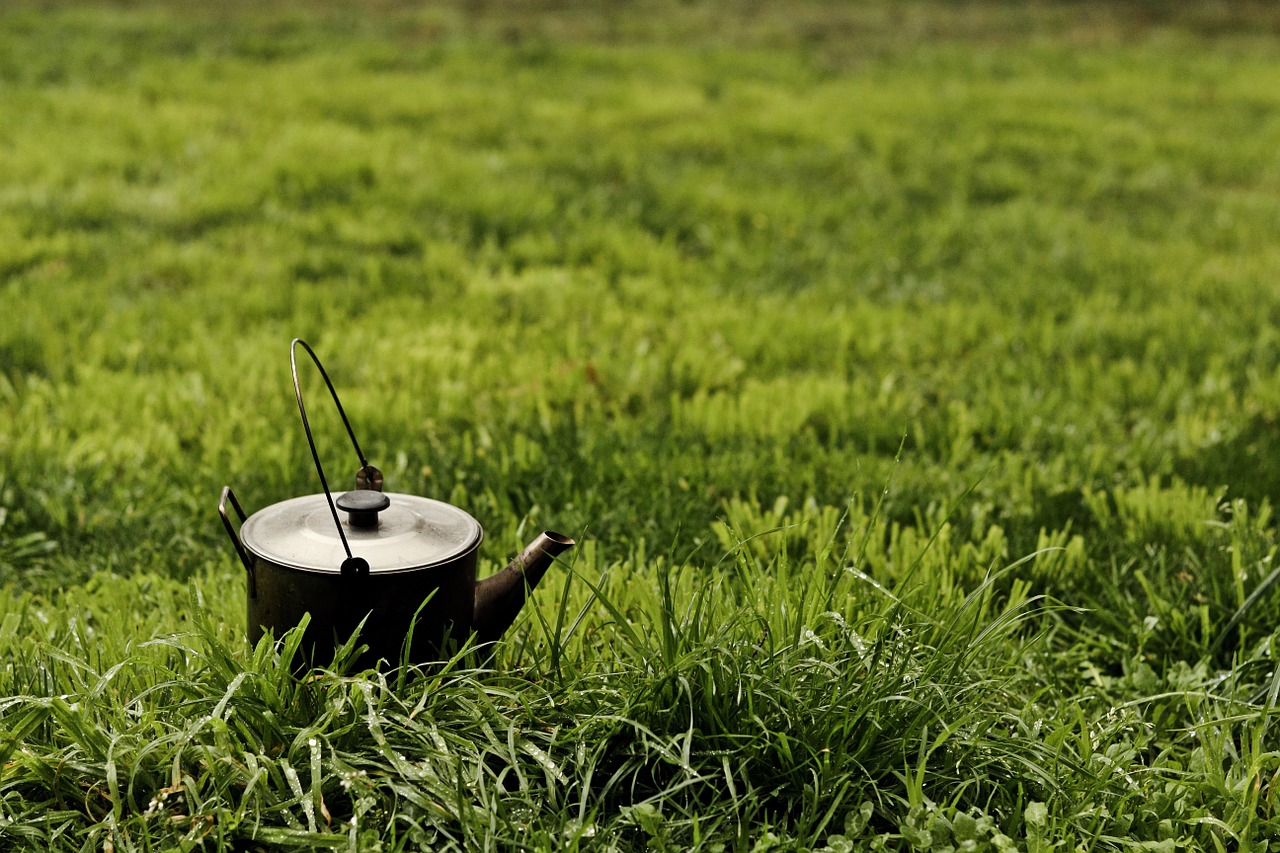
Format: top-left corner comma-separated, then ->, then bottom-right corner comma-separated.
220,486 -> 573,667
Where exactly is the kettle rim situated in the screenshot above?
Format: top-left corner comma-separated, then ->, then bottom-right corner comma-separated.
238,491 -> 483,574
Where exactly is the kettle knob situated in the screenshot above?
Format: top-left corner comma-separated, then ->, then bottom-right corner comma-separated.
336,489 -> 390,528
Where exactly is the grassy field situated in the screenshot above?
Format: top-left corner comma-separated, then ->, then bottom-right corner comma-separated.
3,1 -> 1280,849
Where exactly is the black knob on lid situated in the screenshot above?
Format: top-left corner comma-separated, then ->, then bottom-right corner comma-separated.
336,489 -> 391,528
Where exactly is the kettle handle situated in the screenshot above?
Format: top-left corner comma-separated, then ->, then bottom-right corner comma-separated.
218,486 -> 257,597
291,338 -> 376,577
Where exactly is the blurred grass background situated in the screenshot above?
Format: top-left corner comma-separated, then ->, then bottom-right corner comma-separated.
4,0 -> 1280,595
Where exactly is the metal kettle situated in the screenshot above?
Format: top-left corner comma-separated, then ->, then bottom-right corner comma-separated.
217,339 -> 574,667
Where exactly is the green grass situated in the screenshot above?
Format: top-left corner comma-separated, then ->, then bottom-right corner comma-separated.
4,0 -> 1280,848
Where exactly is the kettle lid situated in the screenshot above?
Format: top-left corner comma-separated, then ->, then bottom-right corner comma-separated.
238,492 -> 482,573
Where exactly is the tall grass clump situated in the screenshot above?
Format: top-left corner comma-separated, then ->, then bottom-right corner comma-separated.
1,525 -> 1128,851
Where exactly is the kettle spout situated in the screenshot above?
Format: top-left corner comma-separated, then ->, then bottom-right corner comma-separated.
473,531 -> 575,645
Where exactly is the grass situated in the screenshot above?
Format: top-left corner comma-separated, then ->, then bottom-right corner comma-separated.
3,0 -> 1280,848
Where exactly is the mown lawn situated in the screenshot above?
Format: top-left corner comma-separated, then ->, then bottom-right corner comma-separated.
3,1 -> 1280,849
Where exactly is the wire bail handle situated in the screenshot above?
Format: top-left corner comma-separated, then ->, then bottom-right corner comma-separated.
290,338 -> 383,578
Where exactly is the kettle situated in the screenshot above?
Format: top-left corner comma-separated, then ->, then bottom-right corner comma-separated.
217,339 -> 574,667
